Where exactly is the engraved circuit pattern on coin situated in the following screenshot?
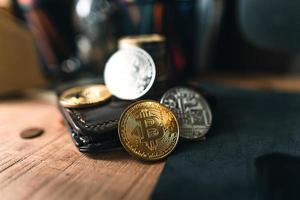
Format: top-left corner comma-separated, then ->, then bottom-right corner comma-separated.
118,100 -> 179,161
161,87 -> 212,140
60,84 -> 112,108
104,47 -> 156,100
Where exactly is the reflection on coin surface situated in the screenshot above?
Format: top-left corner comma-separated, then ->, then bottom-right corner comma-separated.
161,87 -> 212,140
60,84 -> 112,108
104,47 -> 156,100
20,128 -> 44,139
118,100 -> 179,161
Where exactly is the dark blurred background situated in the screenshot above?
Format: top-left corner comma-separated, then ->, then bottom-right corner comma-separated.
0,0 -> 299,93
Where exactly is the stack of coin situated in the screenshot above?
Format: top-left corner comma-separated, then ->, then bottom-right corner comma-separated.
118,34 -> 169,93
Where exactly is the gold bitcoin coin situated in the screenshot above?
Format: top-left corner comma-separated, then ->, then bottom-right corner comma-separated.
60,84 -> 112,108
118,100 -> 179,161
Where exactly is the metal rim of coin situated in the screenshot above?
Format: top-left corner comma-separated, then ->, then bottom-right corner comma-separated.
104,46 -> 156,100
118,100 -> 179,161
20,128 -> 44,139
59,84 -> 112,108
118,34 -> 165,48
160,86 -> 212,140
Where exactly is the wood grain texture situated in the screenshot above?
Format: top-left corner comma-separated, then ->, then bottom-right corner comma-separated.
0,91 -> 164,200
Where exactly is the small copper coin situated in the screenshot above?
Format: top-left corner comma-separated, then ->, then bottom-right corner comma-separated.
20,128 -> 44,139
118,100 -> 179,161
60,84 -> 112,108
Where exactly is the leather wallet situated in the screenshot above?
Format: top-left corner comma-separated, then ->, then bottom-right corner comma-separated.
59,97 -> 133,153
58,80 -> 215,153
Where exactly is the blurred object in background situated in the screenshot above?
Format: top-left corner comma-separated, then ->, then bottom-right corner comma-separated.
74,0 -> 204,80
13,0 -> 300,85
0,4 -> 46,96
239,0 -> 300,72
0,0 -> 11,10
14,0 -> 223,83
213,0 -> 300,73
195,0 -> 223,73
16,0 -> 80,82
163,0 -> 197,79
239,0 -> 300,52
74,0 -> 118,77
75,0 -> 224,80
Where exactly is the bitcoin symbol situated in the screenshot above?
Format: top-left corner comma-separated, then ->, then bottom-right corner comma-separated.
131,110 -> 164,151
119,100 -> 179,161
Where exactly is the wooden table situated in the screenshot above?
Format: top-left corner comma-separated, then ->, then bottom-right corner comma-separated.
1,74 -> 300,200
0,91 -> 163,200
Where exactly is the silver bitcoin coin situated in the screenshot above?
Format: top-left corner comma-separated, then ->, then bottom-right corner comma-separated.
104,47 -> 156,100
160,87 -> 212,140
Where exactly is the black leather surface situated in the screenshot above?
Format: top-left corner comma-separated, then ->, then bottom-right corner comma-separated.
59,97 -> 132,152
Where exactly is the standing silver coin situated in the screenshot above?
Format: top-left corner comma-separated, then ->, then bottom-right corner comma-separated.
104,47 -> 156,100
161,87 -> 212,140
